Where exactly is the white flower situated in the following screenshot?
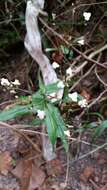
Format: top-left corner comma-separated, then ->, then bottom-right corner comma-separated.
52,62 -> 60,69
64,130 -> 70,137
77,36 -> 85,45
57,80 -> 65,89
78,99 -> 88,108
78,39 -> 84,45
49,92 -> 56,98
11,79 -> 21,86
83,12 -> 91,21
15,95 -> 18,99
66,67 -> 73,77
37,110 -> 45,120
10,89 -> 16,94
0,78 -> 10,86
51,98 -> 58,103
68,92 -> 78,102
52,13 -> 56,20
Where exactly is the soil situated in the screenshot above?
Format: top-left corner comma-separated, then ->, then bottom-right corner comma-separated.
0,49 -> 107,190
0,0 -> 107,189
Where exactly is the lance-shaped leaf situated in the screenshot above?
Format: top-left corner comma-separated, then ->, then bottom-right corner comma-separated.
92,120 -> 107,141
0,104 -> 32,121
45,103 -> 68,151
32,91 -> 45,110
45,104 -> 57,146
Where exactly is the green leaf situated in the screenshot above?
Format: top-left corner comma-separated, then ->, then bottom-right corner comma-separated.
93,120 -> 107,141
32,118 -> 44,126
32,91 -> 45,110
60,45 -> 69,55
68,50 -> 73,60
45,82 -> 60,95
45,47 -> 58,52
38,74 -> 46,94
0,104 -> 32,121
45,104 -> 57,146
53,106 -> 68,151
60,45 -> 73,60
45,103 -> 68,151
88,112 -> 104,121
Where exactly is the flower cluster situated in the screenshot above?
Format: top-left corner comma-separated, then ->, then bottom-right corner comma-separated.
0,78 -> 21,87
68,92 -> 88,108
0,78 -> 21,95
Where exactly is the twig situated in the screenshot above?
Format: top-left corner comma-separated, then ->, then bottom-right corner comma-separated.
63,141 -> 107,166
20,129 -> 47,136
69,52 -> 102,91
57,1 -> 107,18
71,48 -> 94,68
88,13 -> 105,42
69,64 -> 95,91
78,89 -> 107,118
69,137 -> 98,148
39,17 -> 107,70
0,100 -> 14,107
89,179 -> 100,190
0,121 -> 41,152
95,66 -> 107,87
71,44 -> 107,77
64,151 -> 70,187
88,89 -> 107,109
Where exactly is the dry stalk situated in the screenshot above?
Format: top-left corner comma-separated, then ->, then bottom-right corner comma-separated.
24,0 -> 63,160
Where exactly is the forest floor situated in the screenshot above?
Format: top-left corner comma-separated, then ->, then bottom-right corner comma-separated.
0,0 -> 107,189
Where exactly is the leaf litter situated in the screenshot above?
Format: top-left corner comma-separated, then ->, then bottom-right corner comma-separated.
0,151 -> 12,175
12,159 -> 46,190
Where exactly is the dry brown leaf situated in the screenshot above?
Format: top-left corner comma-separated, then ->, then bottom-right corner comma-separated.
80,166 -> 94,183
12,159 -> 45,190
46,159 -> 64,176
80,89 -> 91,101
52,52 -> 64,64
0,151 -> 12,175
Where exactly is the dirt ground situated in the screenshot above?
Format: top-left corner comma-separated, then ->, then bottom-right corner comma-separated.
0,50 -> 107,190
0,0 -> 107,189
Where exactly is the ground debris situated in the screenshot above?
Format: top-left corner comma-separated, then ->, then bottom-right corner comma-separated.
0,151 -> 12,175
12,159 -> 46,190
80,166 -> 94,183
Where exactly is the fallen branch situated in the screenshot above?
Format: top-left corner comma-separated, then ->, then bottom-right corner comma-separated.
24,0 -> 63,160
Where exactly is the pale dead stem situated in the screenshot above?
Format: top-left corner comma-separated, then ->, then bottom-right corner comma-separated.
24,0 -> 65,161
89,179 -> 100,190
24,0 -> 58,85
